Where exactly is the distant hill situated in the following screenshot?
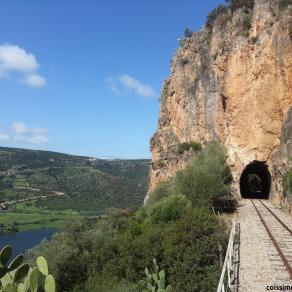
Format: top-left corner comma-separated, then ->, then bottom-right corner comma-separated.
0,147 -> 150,211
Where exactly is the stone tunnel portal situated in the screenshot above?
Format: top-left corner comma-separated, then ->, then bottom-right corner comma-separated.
240,161 -> 271,199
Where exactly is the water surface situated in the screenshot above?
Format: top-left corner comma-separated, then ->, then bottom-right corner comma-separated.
0,228 -> 58,258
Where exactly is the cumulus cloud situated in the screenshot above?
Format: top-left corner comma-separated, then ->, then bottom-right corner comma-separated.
12,122 -> 49,144
0,44 -> 46,88
0,44 -> 38,73
106,74 -> 157,98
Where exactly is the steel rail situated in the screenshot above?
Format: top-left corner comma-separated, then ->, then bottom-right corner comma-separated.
259,200 -> 292,236
251,200 -> 292,279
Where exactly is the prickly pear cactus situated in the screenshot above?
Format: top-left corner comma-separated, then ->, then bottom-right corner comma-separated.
0,245 -> 56,292
143,258 -> 172,292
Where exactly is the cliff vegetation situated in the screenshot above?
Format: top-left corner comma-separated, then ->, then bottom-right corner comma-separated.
27,143 -> 230,292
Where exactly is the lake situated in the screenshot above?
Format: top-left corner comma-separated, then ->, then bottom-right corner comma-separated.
0,228 -> 58,259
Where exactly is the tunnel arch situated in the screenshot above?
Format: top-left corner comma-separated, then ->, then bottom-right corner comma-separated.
240,161 -> 271,199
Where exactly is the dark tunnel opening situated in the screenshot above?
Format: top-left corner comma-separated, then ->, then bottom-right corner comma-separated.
240,161 -> 271,199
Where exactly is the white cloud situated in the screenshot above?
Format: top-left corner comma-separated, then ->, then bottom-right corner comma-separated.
24,74 -> 46,88
106,74 -> 157,98
119,74 -> 156,98
0,44 -> 38,73
12,122 -> 49,144
0,44 -> 46,88
0,132 -> 9,142
12,122 -> 30,135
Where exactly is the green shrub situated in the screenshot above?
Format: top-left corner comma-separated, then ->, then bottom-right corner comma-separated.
174,141 -> 230,208
164,208 -> 227,292
225,0 -> 254,11
157,160 -> 166,168
148,141 -> 230,209
29,208 -> 227,292
146,180 -> 174,206
26,141 -> 231,292
283,168 -> 292,198
251,36 -> 258,44
26,218 -> 102,291
189,141 -> 202,152
279,0 -> 290,11
184,27 -> 193,38
135,207 -> 147,222
109,281 -> 145,292
177,56 -> 189,67
206,4 -> 228,27
83,278 -> 144,292
177,141 -> 202,154
242,14 -> 252,32
177,142 -> 189,154
146,194 -> 191,224
105,207 -> 131,218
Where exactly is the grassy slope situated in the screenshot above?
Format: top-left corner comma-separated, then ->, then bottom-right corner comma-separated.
0,147 -> 149,232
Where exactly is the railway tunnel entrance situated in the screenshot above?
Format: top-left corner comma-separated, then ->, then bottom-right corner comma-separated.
240,161 -> 271,199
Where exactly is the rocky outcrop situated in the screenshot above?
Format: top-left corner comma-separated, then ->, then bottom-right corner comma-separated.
148,0 -> 292,204
272,107 -> 292,210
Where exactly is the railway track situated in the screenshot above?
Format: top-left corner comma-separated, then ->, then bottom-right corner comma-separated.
251,199 -> 292,281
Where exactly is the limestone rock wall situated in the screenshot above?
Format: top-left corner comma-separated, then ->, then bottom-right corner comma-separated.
148,0 -> 292,204
272,107 -> 292,209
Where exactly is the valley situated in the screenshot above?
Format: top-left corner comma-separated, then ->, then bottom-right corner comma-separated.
0,147 -> 149,233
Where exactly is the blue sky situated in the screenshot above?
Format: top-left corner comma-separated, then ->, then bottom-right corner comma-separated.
0,0 -> 224,158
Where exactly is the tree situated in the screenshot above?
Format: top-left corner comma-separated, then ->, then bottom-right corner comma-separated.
184,27 -> 193,38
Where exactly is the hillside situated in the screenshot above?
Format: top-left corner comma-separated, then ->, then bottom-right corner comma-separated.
0,147 -> 150,211
27,142 -> 230,292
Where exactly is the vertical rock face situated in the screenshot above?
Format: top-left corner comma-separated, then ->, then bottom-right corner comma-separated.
148,0 -> 292,204
272,107 -> 292,208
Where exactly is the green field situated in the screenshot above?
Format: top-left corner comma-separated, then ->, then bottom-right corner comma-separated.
0,211 -> 68,232
0,199 -> 104,234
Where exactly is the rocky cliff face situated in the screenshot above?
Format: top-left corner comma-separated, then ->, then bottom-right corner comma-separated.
272,107 -> 292,210
148,0 -> 292,205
